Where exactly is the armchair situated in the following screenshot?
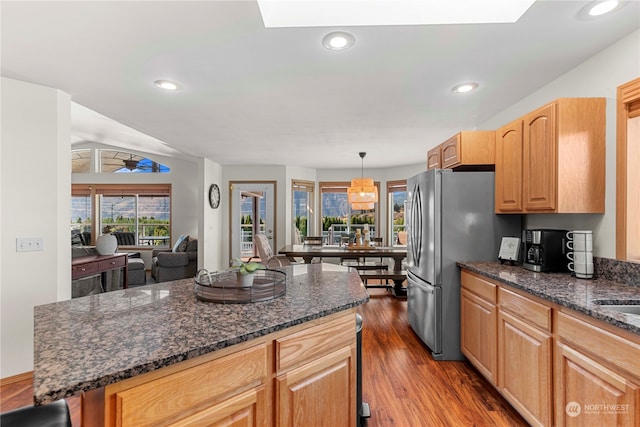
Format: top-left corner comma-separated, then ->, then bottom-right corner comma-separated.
151,237 -> 198,282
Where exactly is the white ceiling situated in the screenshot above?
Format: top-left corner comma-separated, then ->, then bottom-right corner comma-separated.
2,1 -> 639,169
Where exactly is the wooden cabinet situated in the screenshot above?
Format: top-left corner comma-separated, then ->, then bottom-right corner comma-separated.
495,118 -> 524,212
427,146 -> 441,169
498,288 -> 553,427
460,270 -> 497,385
460,268 -> 640,427
427,130 -> 495,170
275,313 -> 356,427
495,98 -> 605,213
94,310 -> 357,427
555,310 -> 640,427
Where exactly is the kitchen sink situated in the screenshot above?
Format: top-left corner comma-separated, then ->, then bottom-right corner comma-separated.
600,305 -> 640,315
593,301 -> 640,316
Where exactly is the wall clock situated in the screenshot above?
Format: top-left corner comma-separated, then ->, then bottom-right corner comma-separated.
209,184 -> 220,209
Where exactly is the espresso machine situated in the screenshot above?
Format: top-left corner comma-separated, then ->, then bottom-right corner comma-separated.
523,229 -> 568,272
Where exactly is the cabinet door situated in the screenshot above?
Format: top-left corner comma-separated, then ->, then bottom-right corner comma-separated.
427,146 -> 441,169
276,346 -> 355,427
461,288 -> 497,385
495,119 -> 524,212
555,343 -> 640,427
440,135 -> 460,168
498,310 -> 553,427
523,103 -> 557,211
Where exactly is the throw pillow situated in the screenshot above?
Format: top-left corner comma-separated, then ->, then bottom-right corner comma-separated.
172,234 -> 189,253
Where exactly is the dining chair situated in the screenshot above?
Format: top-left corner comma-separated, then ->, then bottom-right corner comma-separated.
253,233 -> 293,267
303,236 -> 324,246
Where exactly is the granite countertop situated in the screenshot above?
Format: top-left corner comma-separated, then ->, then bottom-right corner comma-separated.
458,261 -> 640,336
33,263 -> 369,404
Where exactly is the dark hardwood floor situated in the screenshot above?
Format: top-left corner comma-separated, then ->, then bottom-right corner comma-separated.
0,287 -> 527,427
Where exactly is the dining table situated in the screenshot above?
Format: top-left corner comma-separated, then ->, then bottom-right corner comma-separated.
278,244 -> 407,272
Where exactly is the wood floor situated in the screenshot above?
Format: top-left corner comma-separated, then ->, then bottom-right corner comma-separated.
359,288 -> 527,426
0,287 -> 526,427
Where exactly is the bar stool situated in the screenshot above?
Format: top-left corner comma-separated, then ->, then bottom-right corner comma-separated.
0,399 -> 72,427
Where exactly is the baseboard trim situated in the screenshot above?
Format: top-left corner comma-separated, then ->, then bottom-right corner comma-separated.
0,371 -> 33,386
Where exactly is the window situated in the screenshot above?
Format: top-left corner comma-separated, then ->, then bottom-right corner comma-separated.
100,150 -> 170,173
616,77 -> 640,261
319,181 -> 379,245
387,180 -> 407,246
71,149 -> 92,173
72,184 -> 171,246
292,180 -> 315,242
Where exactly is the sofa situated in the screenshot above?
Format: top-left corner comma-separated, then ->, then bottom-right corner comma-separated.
151,236 -> 198,282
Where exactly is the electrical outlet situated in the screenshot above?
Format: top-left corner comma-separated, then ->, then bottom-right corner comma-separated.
16,237 -> 44,252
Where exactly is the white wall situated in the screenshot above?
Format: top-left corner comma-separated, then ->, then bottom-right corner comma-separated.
478,30 -> 640,259
199,158 -> 224,272
1,77 -> 71,377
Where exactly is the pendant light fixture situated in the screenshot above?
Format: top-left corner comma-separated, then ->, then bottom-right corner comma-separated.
347,152 -> 378,210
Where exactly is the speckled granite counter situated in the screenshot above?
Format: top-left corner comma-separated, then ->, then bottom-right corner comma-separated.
458,261 -> 640,336
33,263 -> 368,404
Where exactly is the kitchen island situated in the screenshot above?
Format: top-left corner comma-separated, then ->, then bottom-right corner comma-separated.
34,263 -> 369,426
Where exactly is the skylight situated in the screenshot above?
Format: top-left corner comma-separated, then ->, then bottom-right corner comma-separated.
257,0 -> 537,28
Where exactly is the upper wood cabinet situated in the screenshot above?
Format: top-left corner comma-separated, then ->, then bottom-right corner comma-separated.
495,98 -> 605,213
427,146 -> 441,169
427,131 -> 495,170
495,118 -> 524,212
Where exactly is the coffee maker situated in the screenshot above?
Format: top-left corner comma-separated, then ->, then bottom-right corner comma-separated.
523,229 -> 568,272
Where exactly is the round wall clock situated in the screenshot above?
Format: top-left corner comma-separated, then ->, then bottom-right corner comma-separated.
208,184 -> 220,209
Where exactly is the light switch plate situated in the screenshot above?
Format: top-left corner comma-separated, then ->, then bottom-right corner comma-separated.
16,237 -> 44,252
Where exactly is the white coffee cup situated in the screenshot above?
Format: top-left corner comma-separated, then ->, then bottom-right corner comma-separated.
568,262 -> 594,275
566,230 -> 592,240
566,238 -> 593,252
566,251 -> 593,264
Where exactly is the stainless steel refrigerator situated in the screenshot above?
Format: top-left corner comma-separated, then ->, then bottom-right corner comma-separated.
406,169 -> 521,360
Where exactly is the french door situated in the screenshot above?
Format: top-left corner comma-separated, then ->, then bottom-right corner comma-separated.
230,182 -> 276,261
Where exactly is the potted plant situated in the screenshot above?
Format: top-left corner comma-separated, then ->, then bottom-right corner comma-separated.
231,258 -> 265,287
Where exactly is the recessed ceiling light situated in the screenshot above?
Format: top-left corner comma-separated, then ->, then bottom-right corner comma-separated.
451,82 -> 479,94
589,0 -> 620,16
579,0 -> 626,19
322,32 -> 355,51
154,80 -> 182,91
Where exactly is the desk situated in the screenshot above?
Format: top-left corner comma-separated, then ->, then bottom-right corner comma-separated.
72,253 -> 128,292
279,245 -> 406,271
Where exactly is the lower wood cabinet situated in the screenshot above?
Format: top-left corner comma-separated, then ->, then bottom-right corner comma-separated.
460,271 -> 497,385
460,268 -> 640,427
498,309 -> 553,427
276,347 -> 354,427
87,310 -> 356,427
555,310 -> 640,427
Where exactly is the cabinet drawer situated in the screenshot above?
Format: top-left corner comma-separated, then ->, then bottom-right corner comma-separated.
99,256 -> 126,271
557,310 -> 640,380
114,344 -> 267,427
72,262 -> 99,279
498,287 -> 551,332
461,270 -> 496,303
276,313 -> 355,373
